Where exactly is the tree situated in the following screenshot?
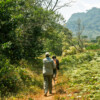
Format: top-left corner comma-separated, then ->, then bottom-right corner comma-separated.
96,36 -> 100,44
0,0 -> 23,62
0,0 -> 71,62
35,0 -> 74,11
64,19 -> 85,52
76,19 -> 84,51
43,25 -> 63,55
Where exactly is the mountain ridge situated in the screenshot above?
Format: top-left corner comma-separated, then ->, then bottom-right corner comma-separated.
66,7 -> 100,39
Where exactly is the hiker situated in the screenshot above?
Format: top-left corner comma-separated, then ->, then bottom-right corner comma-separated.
52,55 -> 59,81
43,52 -> 56,96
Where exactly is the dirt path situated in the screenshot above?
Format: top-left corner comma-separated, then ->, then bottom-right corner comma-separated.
34,79 -> 57,100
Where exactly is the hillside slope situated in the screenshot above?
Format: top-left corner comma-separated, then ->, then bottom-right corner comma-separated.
66,7 -> 100,39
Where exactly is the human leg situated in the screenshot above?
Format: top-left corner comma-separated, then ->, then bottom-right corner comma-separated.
53,69 -> 57,83
48,75 -> 53,94
43,75 -> 48,95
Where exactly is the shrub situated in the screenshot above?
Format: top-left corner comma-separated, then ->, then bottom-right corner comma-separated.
60,51 -> 100,100
0,55 -> 43,97
69,46 -> 77,54
19,68 -> 35,86
86,44 -> 100,50
0,57 -> 23,96
62,46 -> 77,56
97,51 -> 100,56
61,52 -> 95,65
61,55 -> 76,65
62,50 -> 68,56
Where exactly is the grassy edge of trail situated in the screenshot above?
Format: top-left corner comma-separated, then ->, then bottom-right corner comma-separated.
54,51 -> 100,100
0,58 -> 44,100
1,51 -> 100,100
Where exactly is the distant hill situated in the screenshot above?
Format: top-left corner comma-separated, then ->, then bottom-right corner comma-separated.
66,7 -> 100,39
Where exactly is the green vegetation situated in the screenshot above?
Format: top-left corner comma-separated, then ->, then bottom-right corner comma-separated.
0,0 -> 100,99
0,0 -> 71,98
0,0 -> 69,62
0,56 -> 43,97
56,51 -> 100,100
67,7 -> 100,39
86,43 -> 100,50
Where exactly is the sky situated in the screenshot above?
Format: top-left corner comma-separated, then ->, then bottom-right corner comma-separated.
58,0 -> 100,22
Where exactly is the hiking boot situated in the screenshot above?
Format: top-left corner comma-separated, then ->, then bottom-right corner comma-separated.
44,93 -> 47,96
49,91 -> 52,94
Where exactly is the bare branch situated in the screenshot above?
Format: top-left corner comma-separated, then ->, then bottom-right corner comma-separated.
47,0 -> 53,9
35,0 -> 75,12
53,0 -> 75,11
52,0 -> 59,11
34,0 -> 45,7
54,2 -> 71,11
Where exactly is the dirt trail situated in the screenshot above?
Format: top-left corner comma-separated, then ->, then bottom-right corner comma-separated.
34,79 -> 57,100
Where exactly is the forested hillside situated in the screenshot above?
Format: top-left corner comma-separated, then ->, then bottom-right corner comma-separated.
66,7 -> 100,39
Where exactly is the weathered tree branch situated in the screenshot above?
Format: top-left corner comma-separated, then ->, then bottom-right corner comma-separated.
52,0 -> 59,11
35,0 -> 74,12
47,0 -> 53,9
54,1 -> 72,11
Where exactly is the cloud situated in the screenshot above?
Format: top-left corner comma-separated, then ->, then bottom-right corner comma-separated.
58,0 -> 100,21
77,0 -> 100,11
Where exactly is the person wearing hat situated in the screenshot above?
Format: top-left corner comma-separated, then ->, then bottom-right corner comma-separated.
43,52 -> 56,96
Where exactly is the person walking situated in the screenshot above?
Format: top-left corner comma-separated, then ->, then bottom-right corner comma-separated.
43,52 -> 56,96
52,55 -> 59,82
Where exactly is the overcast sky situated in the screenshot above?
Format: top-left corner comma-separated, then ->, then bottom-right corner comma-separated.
58,0 -> 100,22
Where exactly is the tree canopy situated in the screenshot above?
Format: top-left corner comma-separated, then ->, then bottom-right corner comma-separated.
0,0 -> 71,62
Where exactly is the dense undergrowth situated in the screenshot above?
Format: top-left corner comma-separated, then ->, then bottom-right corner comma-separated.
0,55 -> 43,98
55,51 -> 100,100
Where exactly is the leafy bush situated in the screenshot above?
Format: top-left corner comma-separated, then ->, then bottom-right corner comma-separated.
61,52 -> 95,65
62,47 -> 76,56
19,68 -> 35,86
0,56 -> 23,96
19,67 -> 43,88
59,51 -> 100,100
97,51 -> 100,56
0,55 -> 43,97
61,55 -> 76,65
86,44 -> 100,50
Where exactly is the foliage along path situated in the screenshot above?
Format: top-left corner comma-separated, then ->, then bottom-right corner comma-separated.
10,53 -> 100,100
32,54 -> 100,100
22,74 -> 74,100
